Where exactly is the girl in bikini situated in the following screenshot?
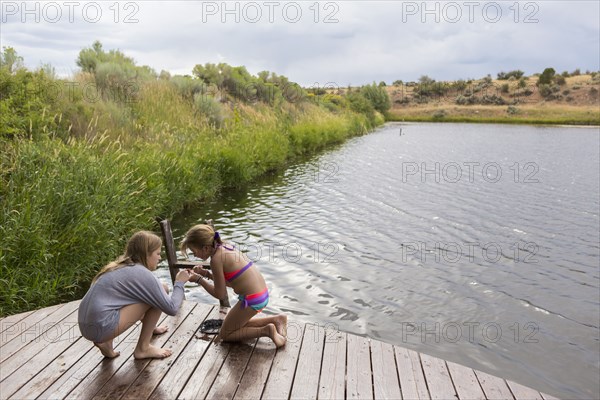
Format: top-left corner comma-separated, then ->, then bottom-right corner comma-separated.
180,224 -> 287,347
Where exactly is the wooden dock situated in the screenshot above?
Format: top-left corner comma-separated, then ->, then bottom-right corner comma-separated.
0,299 -> 559,399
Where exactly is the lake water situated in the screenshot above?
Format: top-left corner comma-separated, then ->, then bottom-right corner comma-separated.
162,122 -> 599,399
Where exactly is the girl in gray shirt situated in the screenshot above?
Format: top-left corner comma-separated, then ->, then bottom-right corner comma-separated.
78,231 -> 192,359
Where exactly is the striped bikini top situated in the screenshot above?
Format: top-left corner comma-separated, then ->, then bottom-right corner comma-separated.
217,244 -> 253,282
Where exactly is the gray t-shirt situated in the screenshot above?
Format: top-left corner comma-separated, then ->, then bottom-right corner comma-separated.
78,264 -> 185,342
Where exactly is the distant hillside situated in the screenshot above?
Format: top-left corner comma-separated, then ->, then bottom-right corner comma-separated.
384,73 -> 600,125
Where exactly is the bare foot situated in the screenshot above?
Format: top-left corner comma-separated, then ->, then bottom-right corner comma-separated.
274,314 -> 288,338
267,324 -> 286,348
153,325 -> 169,335
134,345 -> 172,359
94,341 -> 120,358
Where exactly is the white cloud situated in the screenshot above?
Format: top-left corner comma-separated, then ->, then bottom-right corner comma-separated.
0,0 -> 598,86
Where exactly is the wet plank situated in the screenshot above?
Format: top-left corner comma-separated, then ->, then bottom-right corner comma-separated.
317,329 -> 346,400
37,321 -> 142,400
289,324 -> 325,400
121,302 -> 213,399
62,310 -> 172,399
1,306 -> 81,398
346,333 -> 372,400
233,337 -> 277,400
260,322 -> 304,400
447,361 -> 486,400
0,309 -> 35,334
8,331 -> 94,399
371,340 -> 401,399
474,369 -> 515,400
176,328 -> 232,399
394,346 -> 430,400
420,353 -> 456,400
205,340 -> 258,400
88,301 -> 197,400
147,305 -> 219,400
1,303 -> 65,362
0,300 -> 79,382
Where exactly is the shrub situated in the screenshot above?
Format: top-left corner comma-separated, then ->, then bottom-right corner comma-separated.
481,94 -> 507,105
501,83 -> 510,93
538,84 -> 553,97
432,109 -> 446,119
554,75 -> 566,85
360,83 -> 391,113
507,105 -> 519,115
537,68 -> 556,86
194,94 -> 225,127
497,70 -> 524,80
456,95 -> 476,105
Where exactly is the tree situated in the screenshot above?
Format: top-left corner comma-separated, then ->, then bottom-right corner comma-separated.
76,41 -> 136,73
0,47 -> 24,73
419,75 -> 435,85
537,68 -> 556,86
361,82 -> 391,113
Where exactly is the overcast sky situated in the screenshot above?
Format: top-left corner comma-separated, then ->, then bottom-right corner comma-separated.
1,0 -> 598,86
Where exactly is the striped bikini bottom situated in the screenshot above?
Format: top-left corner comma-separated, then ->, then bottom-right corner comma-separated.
238,287 -> 269,312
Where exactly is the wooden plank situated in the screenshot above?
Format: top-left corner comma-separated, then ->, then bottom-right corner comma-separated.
261,322 -> 304,400
233,337 -> 277,400
147,305 -> 220,400
346,333 -> 372,400
317,329 -> 346,400
62,308 -> 173,399
1,303 -> 64,361
37,321 -> 142,400
1,306 -> 81,398
420,353 -> 456,400
120,302 -> 213,400
0,300 -> 79,381
0,310 -> 35,334
86,301 -> 197,400
474,369 -> 515,400
446,361 -> 486,400
371,340 -> 401,400
176,336 -> 233,400
8,331 -> 95,399
394,346 -> 430,400
507,379 -> 544,400
205,340 -> 258,400
289,324 -> 325,400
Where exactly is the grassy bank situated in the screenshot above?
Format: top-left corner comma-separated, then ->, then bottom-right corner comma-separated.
0,47 -> 384,316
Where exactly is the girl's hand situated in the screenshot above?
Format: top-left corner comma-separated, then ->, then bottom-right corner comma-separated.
193,266 -> 211,278
175,269 -> 192,283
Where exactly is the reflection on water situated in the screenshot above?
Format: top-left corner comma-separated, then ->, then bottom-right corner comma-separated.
164,123 -> 599,399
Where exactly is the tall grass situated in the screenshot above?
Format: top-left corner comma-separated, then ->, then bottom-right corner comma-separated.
0,71 -> 379,316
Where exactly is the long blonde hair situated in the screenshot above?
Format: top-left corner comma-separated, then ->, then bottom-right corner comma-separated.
92,231 -> 162,283
180,224 -> 223,258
